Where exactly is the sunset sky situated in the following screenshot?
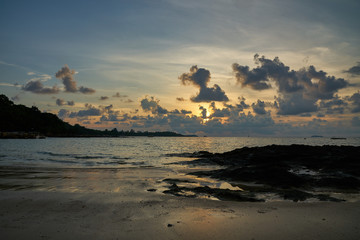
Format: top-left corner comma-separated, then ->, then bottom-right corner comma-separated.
1,0 -> 360,136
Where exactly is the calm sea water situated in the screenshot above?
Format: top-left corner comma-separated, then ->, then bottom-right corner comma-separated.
0,137 -> 359,168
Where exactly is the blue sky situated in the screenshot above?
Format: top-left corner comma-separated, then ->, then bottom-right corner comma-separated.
1,0 -> 360,136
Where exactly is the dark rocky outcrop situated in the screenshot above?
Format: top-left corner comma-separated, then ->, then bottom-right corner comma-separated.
165,145 -> 360,202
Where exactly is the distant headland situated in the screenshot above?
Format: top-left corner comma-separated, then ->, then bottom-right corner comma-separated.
0,94 -> 196,138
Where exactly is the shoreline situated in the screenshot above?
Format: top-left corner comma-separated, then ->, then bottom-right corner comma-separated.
1,144 -> 360,239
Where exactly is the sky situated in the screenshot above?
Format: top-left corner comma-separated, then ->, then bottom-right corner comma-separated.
1,0 -> 360,137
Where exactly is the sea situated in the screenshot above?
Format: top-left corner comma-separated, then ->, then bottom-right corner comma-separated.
1,137 -> 359,168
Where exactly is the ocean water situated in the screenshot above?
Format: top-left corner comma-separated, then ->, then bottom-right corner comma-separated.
1,137 -> 359,168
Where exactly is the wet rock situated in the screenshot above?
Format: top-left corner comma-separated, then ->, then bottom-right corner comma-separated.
167,145 -> 360,202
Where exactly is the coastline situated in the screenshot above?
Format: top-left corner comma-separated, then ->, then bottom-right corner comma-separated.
1,144 -> 359,239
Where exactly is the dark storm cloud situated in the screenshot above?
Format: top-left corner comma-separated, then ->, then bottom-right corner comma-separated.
55,65 -> 95,94
232,64 -> 271,90
140,96 -> 168,115
233,54 -> 349,115
179,65 -> 229,102
22,80 -> 59,94
319,97 -> 347,109
275,93 -> 318,115
344,62 -> 360,76
56,98 -> 75,106
251,100 -> 267,115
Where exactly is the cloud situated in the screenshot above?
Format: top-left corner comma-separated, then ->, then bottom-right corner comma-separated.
56,98 -> 75,106
55,65 -> 77,92
78,86 -> 96,94
208,97 -> 250,119
22,80 -> 59,94
0,82 -> 20,87
11,94 -> 21,102
199,106 -> 208,118
319,96 -> 347,109
58,109 -> 69,119
352,117 -> 360,127
55,65 -> 95,94
140,96 -> 168,115
112,92 -> 133,103
233,64 -> 271,90
67,104 -> 103,118
275,93 -> 318,115
251,99 -> 267,115
233,54 -> 349,115
28,74 -> 52,82
181,109 -> 192,114
100,96 -> 109,100
100,114 -> 120,122
176,97 -> 186,101
113,92 -> 128,98
344,62 -> 360,76
179,65 -> 229,102
349,92 -> 360,113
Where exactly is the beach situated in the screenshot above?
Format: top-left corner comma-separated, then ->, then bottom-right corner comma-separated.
1,165 -> 359,240
1,140 -> 360,239
1,188 -> 359,240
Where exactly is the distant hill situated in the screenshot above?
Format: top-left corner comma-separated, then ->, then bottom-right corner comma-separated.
0,94 -> 190,138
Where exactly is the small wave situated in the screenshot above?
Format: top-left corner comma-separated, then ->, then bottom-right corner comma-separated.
38,151 -> 74,157
111,156 -> 130,160
164,151 -> 212,158
44,159 -> 78,164
38,151 -> 110,160
96,160 -> 127,165
74,156 -> 106,159
39,151 -> 131,160
130,161 -> 145,166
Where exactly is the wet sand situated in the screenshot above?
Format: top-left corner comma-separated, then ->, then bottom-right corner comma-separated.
1,190 -> 359,240
1,166 -> 360,240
